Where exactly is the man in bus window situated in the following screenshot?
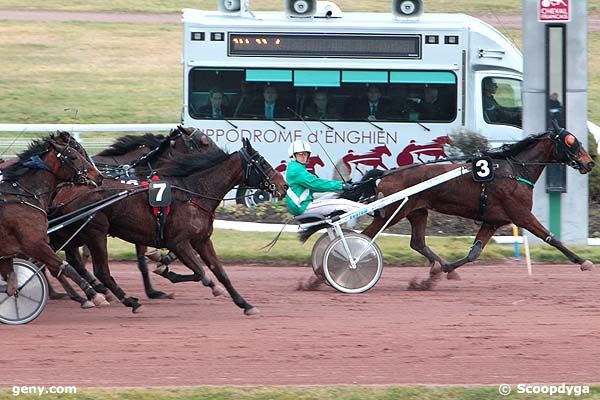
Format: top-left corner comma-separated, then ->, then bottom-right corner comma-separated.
248,85 -> 289,119
351,85 -> 391,121
416,86 -> 445,121
196,88 -> 231,119
482,79 -> 520,125
304,90 -> 339,120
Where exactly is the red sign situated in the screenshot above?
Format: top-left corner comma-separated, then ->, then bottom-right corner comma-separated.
539,0 -> 570,22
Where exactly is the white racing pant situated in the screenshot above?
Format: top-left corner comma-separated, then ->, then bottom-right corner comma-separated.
304,198 -> 364,219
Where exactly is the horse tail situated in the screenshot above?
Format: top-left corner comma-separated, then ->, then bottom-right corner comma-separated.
332,158 -> 351,181
298,223 -> 328,244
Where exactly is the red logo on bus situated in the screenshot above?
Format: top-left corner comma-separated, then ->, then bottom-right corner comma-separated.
538,0 -> 570,22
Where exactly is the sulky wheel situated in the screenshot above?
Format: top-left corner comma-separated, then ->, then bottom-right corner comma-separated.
0,259 -> 49,325
322,233 -> 383,294
310,228 -> 354,277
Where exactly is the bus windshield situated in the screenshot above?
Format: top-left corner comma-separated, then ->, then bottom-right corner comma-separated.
189,68 -> 457,123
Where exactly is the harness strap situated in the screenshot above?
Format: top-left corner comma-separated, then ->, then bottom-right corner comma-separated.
189,199 -> 215,219
476,183 -> 488,222
516,177 -> 535,188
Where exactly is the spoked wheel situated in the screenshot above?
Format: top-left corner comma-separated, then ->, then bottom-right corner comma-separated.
322,233 -> 383,294
311,229 -> 354,278
0,259 -> 49,325
235,187 -> 275,207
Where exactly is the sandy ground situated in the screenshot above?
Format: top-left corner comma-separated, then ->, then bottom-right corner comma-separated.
1,262 -> 600,387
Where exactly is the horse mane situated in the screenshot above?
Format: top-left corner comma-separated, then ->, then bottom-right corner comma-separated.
96,133 -> 167,157
483,131 -> 548,159
1,135 -> 55,181
157,145 -> 229,177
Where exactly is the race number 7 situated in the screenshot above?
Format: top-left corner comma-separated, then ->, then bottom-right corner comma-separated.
153,182 -> 167,201
149,180 -> 172,207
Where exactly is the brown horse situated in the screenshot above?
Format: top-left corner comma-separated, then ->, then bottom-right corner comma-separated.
302,124 -> 595,287
0,131 -> 107,306
51,138 -> 287,314
49,126 -> 222,306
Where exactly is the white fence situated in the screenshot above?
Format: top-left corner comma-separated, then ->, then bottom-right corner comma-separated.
0,123 -> 178,156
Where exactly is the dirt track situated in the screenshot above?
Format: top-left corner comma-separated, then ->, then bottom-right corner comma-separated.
1,262 -> 600,387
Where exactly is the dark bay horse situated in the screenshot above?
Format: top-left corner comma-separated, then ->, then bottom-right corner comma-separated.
49,127 -> 223,306
0,132 -> 107,306
302,124 -> 595,287
51,139 -> 287,314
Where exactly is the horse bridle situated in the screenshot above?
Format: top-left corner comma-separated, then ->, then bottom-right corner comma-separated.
239,146 -> 279,195
549,129 -> 582,170
54,140 -> 97,185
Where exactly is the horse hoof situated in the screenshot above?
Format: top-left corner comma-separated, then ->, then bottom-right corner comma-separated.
145,250 -> 162,262
132,304 -> 143,313
147,290 -> 175,299
581,260 -> 593,271
6,272 -> 18,297
81,300 -> 95,309
105,292 -> 118,303
92,294 -> 110,307
429,264 -> 442,276
446,270 -> 462,280
153,265 -> 167,275
212,285 -> 226,297
244,307 -> 260,316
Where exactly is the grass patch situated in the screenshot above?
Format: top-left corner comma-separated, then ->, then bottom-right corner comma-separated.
0,23 -> 598,126
104,229 -> 600,265
1,385 -> 600,400
0,1 -> 529,14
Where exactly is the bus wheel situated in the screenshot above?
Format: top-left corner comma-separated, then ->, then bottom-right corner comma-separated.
235,187 -> 275,207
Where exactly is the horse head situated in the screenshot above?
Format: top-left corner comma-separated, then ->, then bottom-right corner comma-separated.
48,131 -> 103,186
175,125 -> 215,152
550,121 -> 595,173
240,138 -> 287,199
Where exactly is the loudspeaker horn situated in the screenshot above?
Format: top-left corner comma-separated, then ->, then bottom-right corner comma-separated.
392,0 -> 424,18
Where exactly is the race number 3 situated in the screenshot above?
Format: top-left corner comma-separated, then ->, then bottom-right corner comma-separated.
149,181 -> 172,207
471,156 -> 494,182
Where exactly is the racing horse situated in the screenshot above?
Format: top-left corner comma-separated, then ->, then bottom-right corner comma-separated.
301,123 -> 595,287
367,123 -> 595,285
0,131 -> 107,306
51,139 -> 286,314
49,126 -> 223,306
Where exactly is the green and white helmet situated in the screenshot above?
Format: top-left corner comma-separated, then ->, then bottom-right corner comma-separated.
288,140 -> 312,158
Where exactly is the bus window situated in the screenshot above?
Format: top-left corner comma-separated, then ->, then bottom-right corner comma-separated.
189,69 -> 244,119
482,77 -> 522,128
188,67 -> 458,122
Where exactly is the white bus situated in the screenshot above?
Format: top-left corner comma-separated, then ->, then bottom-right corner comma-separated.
181,1 -> 523,206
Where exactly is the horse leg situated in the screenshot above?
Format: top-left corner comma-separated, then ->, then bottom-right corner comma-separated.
135,245 -> 173,299
156,242 -> 223,297
64,246 -> 116,304
0,258 -> 17,297
194,238 -> 256,316
404,209 -> 449,273
86,237 -> 142,312
44,268 -> 70,300
26,243 -> 108,307
511,212 -> 593,271
442,223 -> 498,273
